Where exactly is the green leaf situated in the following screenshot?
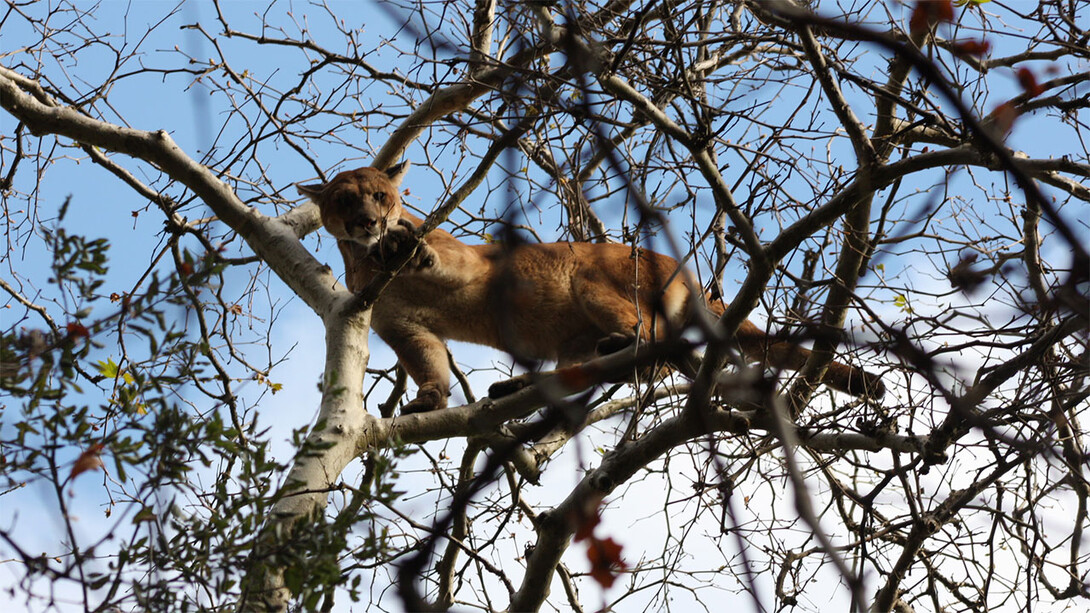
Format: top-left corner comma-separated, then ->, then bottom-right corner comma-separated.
95,358 -> 120,378
133,506 -> 157,523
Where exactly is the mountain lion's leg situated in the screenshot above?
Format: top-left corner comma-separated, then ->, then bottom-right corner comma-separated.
382,329 -> 451,414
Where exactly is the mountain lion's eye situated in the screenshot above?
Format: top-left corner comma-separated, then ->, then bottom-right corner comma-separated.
373,191 -> 386,203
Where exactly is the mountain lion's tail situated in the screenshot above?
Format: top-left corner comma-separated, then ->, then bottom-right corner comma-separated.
709,302 -> 885,399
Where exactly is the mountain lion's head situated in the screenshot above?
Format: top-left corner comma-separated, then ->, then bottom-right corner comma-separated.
297,161 -> 409,248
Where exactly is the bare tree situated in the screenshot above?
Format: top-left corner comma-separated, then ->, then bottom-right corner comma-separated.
1,1 -> 1087,612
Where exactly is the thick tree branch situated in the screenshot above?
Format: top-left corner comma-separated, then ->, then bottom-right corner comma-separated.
0,66 -> 341,315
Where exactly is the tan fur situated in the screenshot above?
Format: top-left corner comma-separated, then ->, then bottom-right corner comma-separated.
298,163 -> 885,413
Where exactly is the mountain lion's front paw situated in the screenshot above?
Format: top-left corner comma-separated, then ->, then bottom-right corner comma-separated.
372,219 -> 435,270
372,220 -> 415,263
394,217 -> 415,232
410,242 -> 437,269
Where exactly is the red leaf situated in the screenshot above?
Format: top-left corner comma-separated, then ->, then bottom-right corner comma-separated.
586,536 -> 627,588
1016,67 -> 1044,97
953,40 -> 990,56
989,102 -> 1019,135
557,365 -> 596,392
68,443 -> 104,482
66,322 -> 90,339
570,505 -> 601,542
909,0 -> 954,34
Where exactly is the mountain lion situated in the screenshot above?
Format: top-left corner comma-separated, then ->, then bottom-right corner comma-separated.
297,162 -> 884,414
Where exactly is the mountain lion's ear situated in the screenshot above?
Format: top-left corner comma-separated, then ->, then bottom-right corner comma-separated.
296,182 -> 325,200
384,160 -> 410,187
